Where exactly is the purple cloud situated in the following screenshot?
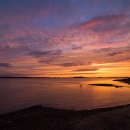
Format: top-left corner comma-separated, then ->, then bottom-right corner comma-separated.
28,50 -> 62,57
71,45 -> 82,50
0,73 -> 28,77
58,62 -> 92,67
73,68 -> 98,71
114,57 -> 130,62
28,50 -> 63,63
0,63 -> 12,68
94,47 -> 112,53
76,14 -> 126,33
107,52 -> 123,56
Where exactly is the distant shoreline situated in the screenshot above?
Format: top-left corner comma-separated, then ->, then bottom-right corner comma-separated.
0,77 -> 128,78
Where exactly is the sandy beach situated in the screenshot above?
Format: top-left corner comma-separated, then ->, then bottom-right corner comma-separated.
0,104 -> 130,130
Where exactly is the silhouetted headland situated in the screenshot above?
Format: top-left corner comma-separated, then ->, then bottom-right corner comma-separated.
89,83 -> 123,88
114,78 -> 130,85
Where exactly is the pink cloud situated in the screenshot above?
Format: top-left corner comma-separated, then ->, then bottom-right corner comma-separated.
76,14 -> 125,30
107,52 -> 124,56
72,68 -> 98,72
58,62 -> 92,67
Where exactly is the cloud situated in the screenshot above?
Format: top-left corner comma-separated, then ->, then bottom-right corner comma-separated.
50,72 -> 99,76
28,50 -> 62,57
0,0 -> 82,25
0,63 -> 12,68
77,14 -> 126,32
28,50 -> 63,63
38,57 -> 59,64
0,44 -> 11,50
94,47 -> 112,53
73,68 -> 98,71
68,14 -> 130,49
0,73 -> 28,77
114,57 -> 130,62
58,62 -> 92,67
107,52 -> 123,56
71,45 -> 82,50
28,50 -> 52,57
0,0 -> 52,24
0,0 -> 130,77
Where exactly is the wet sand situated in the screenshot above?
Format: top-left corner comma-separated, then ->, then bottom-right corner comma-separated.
0,104 -> 130,130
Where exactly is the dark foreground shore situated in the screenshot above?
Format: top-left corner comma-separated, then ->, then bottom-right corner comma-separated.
1,104 -> 130,130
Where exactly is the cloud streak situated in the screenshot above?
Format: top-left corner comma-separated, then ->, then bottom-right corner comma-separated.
58,62 -> 92,67
73,68 -> 98,72
0,63 -> 12,68
77,14 -> 125,31
28,50 -> 63,63
107,52 -> 124,56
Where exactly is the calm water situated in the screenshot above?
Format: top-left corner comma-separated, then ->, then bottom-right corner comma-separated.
0,78 -> 130,114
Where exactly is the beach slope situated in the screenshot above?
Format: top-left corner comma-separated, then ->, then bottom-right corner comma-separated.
1,104 -> 130,130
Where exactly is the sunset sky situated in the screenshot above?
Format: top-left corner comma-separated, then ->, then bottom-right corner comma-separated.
0,0 -> 130,77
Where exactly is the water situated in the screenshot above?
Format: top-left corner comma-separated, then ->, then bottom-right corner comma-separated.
0,78 -> 130,114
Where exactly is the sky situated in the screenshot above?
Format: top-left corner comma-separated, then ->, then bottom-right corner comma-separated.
0,0 -> 130,77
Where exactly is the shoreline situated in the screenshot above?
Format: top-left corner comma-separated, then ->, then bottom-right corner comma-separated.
1,103 -> 130,116
1,104 -> 130,130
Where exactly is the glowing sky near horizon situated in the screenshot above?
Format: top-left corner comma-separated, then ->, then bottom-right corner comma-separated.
0,0 -> 130,77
